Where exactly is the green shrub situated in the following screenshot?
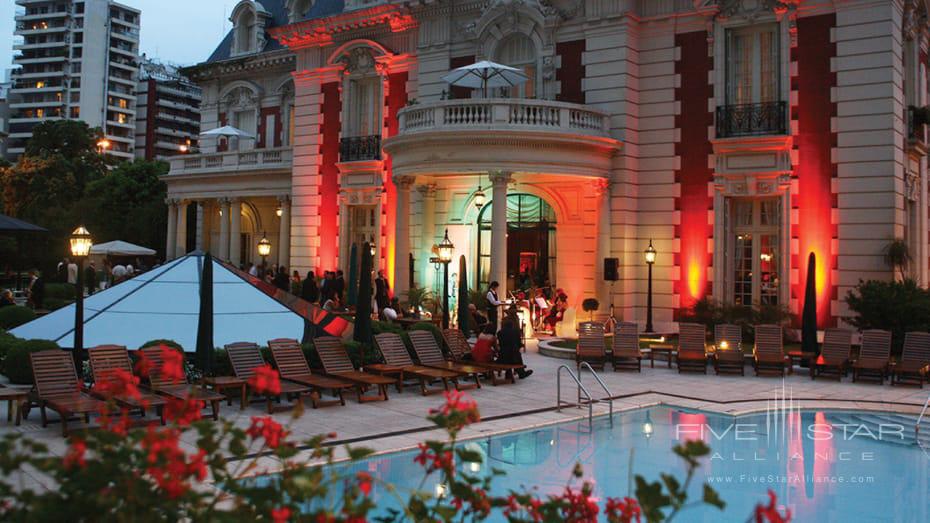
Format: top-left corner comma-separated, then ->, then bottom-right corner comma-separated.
410,321 -> 443,346
3,339 -> 61,384
343,340 -> 379,367
44,298 -> 73,311
45,283 -> 77,300
0,306 -> 36,330
212,348 -> 234,377
845,279 -> 930,356
0,331 -> 19,373
679,298 -> 790,343
300,341 -> 323,370
140,339 -> 184,351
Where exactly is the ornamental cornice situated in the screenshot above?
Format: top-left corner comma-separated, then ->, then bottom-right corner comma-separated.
185,51 -> 296,81
270,4 -> 416,50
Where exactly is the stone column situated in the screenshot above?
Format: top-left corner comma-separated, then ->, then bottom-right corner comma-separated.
374,190 -> 383,272
277,195 -> 291,268
489,171 -> 511,290
195,201 -> 205,251
418,184 -> 437,289
229,198 -> 242,267
337,193 -> 351,272
393,176 -> 414,298
218,198 -> 230,261
594,179 -> 612,313
166,199 -> 178,260
176,200 -> 188,257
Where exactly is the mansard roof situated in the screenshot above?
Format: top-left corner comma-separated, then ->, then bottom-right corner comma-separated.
205,0 -> 345,64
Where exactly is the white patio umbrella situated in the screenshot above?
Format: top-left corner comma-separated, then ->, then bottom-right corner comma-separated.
441,60 -> 528,96
199,125 -> 255,140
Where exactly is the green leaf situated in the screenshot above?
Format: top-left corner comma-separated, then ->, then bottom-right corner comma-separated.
702,483 -> 726,510
347,446 -> 375,461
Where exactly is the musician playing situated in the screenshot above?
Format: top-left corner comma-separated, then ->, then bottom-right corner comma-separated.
486,281 -> 504,330
543,290 -> 568,335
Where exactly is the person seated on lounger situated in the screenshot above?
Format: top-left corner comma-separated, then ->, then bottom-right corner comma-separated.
498,318 -> 533,379
471,324 -> 499,364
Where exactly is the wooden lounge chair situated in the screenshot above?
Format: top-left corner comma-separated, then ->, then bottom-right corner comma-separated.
441,328 -> 522,385
812,328 -> 852,381
612,322 -> 642,372
371,333 -> 463,395
88,345 -> 167,424
224,342 -> 311,413
267,338 -> 353,407
852,329 -> 891,384
312,337 -> 396,402
138,346 -> 225,420
676,323 -> 708,374
892,332 -> 930,387
753,324 -> 787,376
30,350 -> 105,437
408,331 -> 484,388
713,324 -> 744,375
576,322 -> 607,370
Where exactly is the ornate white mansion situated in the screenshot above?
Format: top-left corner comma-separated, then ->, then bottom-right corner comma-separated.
164,0 -> 930,332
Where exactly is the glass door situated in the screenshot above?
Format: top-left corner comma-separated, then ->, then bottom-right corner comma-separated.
729,198 -> 781,306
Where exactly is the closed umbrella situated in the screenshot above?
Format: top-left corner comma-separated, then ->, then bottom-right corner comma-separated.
801,252 -> 818,358
457,255 -> 470,336
442,60 -> 528,97
347,243 -> 358,308
195,251 -> 215,375
354,243 -> 374,345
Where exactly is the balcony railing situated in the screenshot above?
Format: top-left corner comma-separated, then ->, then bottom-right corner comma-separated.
339,135 -> 381,162
167,147 -> 292,176
397,98 -> 610,138
715,101 -> 787,138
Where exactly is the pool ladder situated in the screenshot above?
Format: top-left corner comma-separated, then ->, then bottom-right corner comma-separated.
556,363 -> 614,428
917,393 -> 930,435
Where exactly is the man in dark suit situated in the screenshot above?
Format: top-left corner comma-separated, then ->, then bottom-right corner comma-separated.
497,318 -> 532,379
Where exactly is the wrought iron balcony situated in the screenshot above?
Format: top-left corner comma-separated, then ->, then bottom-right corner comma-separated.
339,135 -> 381,162
715,101 -> 788,138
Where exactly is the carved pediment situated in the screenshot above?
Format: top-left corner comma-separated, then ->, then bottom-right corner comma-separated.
223,87 -> 258,110
710,0 -> 799,20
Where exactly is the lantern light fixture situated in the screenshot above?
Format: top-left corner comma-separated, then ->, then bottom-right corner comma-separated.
257,235 -> 271,258
644,239 -> 657,265
438,229 -> 454,264
69,226 -> 93,258
474,186 -> 486,209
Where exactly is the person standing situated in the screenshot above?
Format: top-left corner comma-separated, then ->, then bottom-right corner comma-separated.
497,318 -> 532,379
334,270 -> 346,303
85,262 -> 98,296
375,270 -> 390,311
67,259 -> 78,285
273,266 -> 290,291
301,271 -> 319,303
486,281 -> 503,330
28,270 -> 45,309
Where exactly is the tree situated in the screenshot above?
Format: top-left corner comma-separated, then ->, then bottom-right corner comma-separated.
81,159 -> 169,254
882,239 -> 910,281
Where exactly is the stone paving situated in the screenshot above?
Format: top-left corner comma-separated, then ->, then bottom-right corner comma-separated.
2,340 -> 928,487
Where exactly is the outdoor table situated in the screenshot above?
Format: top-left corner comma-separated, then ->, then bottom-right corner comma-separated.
201,376 -> 247,410
786,350 -> 816,377
0,387 -> 29,426
364,364 -> 407,392
648,344 -> 674,369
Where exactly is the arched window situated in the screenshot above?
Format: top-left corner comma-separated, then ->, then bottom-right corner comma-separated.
495,34 -> 537,98
235,9 -> 255,55
287,0 -> 313,23
477,194 -> 556,290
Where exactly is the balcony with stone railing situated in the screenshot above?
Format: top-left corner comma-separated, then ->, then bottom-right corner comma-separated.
167,147 -> 292,177
384,98 -> 619,179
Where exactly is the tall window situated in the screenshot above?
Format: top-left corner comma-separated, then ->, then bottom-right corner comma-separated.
233,109 -> 256,150
726,25 -> 779,105
346,77 -> 380,137
495,35 -> 537,99
235,10 -> 255,55
728,198 -> 781,306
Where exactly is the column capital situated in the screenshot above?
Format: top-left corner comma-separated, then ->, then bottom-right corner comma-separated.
165,197 -> 179,206
277,194 -> 291,204
417,183 -> 437,197
217,197 -> 231,205
393,175 -> 416,189
489,170 -> 512,186
592,178 -> 611,197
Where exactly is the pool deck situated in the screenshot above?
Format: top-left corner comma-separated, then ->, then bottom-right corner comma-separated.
2,340 -> 929,486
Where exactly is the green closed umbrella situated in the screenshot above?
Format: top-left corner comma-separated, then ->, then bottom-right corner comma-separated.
347,243 -> 359,307
195,251 -> 215,375
457,255 -> 470,335
354,242 -> 374,345
801,252 -> 818,357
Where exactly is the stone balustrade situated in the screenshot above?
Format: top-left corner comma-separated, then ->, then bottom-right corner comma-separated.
167,146 -> 292,176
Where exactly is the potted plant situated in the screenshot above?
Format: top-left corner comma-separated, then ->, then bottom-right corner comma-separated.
405,286 -> 434,319
582,297 -> 600,322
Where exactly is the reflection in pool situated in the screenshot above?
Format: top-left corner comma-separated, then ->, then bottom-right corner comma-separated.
259,406 -> 930,522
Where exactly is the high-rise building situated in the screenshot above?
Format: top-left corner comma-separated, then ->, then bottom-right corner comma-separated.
7,0 -> 141,161
135,56 -> 201,160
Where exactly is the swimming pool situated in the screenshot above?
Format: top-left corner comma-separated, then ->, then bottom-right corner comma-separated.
280,405 -> 930,521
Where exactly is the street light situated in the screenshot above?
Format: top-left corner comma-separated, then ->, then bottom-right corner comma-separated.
437,229 -> 454,329
369,235 -> 376,258
69,226 -> 93,368
257,234 -> 271,271
96,139 -> 111,153
644,239 -> 656,334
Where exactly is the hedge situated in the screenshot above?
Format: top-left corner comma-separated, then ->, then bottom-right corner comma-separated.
0,306 -> 36,330
0,331 -> 18,373
45,283 -> 77,300
4,339 -> 61,385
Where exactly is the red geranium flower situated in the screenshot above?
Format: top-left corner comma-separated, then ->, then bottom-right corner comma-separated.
247,416 -> 289,449
356,471 -> 372,496
164,396 -> 204,427
248,364 -> 281,396
134,350 -> 153,378
605,496 -> 641,523
755,490 -> 791,523
159,346 -> 186,384
142,427 -> 207,498
271,507 -> 291,523
63,439 -> 87,470
95,368 -> 143,401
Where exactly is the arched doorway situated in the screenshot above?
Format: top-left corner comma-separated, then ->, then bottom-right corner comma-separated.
477,193 -> 556,292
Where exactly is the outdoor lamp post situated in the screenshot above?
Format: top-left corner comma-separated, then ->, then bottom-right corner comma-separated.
369,236 -> 376,258
644,239 -> 656,334
438,229 -> 454,329
69,226 -> 93,367
257,234 -> 271,271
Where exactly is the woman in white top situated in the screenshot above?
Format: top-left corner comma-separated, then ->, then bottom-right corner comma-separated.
486,281 -> 503,330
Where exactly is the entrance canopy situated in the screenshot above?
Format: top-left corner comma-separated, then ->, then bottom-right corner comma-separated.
89,240 -> 156,257
10,252 -> 309,350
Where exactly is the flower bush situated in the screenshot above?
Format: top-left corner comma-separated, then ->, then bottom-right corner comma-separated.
0,347 -> 791,522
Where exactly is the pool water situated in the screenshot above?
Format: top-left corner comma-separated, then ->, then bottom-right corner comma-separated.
285,406 -> 930,522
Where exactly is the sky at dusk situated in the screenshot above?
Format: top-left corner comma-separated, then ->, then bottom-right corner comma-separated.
0,0 -> 235,79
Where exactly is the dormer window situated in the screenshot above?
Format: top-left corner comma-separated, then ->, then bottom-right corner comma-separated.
286,0 -> 314,23
235,10 -> 255,54
230,1 -> 269,57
